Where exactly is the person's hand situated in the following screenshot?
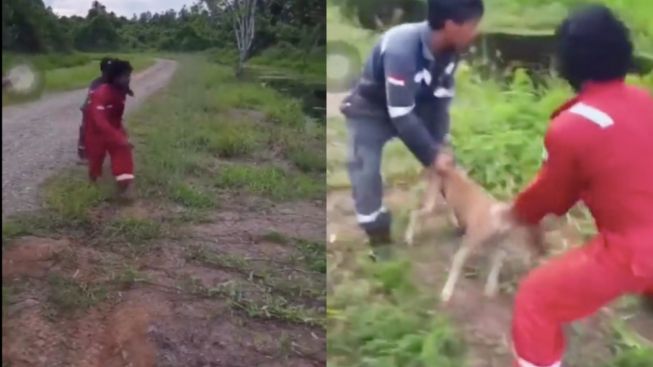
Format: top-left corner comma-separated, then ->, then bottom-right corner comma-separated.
433,150 -> 455,175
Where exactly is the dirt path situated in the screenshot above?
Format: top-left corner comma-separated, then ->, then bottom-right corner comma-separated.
327,189 -> 650,367
1,59 -> 177,218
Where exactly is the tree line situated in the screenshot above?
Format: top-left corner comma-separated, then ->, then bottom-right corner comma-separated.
2,0 -> 326,54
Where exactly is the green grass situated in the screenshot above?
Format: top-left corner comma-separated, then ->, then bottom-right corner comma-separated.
46,274 -> 108,316
328,254 -> 466,367
42,173 -> 111,224
483,0 -> 653,54
215,164 -> 323,201
249,45 -> 326,83
127,56 -> 324,205
184,245 -> 325,326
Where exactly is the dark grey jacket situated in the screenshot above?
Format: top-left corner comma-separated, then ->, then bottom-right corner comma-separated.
341,21 -> 458,166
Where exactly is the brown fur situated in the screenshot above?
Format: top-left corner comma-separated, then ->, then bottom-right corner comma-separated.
405,150 -> 546,302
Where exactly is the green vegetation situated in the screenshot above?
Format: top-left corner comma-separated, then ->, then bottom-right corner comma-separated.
327,2 -> 653,366
484,0 -> 653,54
328,255 -> 466,367
330,0 -> 653,54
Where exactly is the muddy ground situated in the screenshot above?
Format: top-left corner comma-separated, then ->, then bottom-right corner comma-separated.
3,195 -> 326,367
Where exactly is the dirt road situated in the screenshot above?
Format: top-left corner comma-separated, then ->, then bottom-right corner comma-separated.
1,59 -> 177,217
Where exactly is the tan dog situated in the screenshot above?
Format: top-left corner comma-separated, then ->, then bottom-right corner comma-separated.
405,150 -> 546,302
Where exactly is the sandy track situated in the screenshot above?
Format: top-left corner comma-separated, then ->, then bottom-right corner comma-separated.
2,59 -> 177,217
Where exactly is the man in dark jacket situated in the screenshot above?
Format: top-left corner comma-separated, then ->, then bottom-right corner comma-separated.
340,0 -> 484,259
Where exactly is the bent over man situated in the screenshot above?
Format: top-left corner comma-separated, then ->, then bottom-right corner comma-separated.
340,0 -> 484,259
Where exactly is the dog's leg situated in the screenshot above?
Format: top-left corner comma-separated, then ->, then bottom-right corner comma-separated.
484,248 -> 507,298
404,180 -> 439,246
440,244 -> 473,302
440,231 -> 484,303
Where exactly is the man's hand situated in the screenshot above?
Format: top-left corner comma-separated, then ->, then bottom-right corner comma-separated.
433,147 -> 456,175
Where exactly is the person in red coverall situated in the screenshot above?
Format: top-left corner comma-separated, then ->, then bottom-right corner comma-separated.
84,59 -> 135,198
78,57 -> 134,161
495,5 -> 653,367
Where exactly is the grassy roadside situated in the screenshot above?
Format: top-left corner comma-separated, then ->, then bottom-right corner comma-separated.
2,52 -> 156,106
326,5 -> 653,367
2,54 -> 326,365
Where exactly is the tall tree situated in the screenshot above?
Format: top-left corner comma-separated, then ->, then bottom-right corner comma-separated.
203,0 -> 258,76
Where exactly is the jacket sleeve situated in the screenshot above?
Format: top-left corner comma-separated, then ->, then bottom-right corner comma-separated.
88,86 -> 127,146
383,51 -> 439,167
512,116 -> 583,225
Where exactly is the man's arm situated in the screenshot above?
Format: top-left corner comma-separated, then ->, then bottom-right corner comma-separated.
89,87 -> 128,147
383,51 -> 440,167
512,117 -> 584,225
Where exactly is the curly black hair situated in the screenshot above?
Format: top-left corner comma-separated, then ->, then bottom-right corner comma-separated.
427,0 -> 484,30
556,4 -> 633,91
104,59 -> 133,84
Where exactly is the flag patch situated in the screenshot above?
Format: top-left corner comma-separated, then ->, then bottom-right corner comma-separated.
387,76 -> 406,86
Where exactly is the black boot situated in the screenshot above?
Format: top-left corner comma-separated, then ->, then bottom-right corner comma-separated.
365,215 -> 394,262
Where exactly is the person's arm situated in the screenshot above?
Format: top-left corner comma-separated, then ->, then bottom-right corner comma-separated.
88,86 -> 128,147
511,117 -> 584,225
383,51 -> 440,167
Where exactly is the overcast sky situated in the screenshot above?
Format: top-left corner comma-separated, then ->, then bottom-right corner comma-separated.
44,0 -> 194,17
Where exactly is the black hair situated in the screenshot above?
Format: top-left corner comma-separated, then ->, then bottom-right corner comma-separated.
556,4 -> 633,91
427,0 -> 484,30
104,59 -> 133,84
100,57 -> 113,73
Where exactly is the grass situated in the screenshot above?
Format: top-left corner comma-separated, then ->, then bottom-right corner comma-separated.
46,274 -> 108,316
127,56 -> 325,205
214,164 -> 323,201
328,253 -> 466,367
182,245 -> 325,327
327,6 -> 653,367
2,52 -> 156,105
249,45 -> 326,83
483,0 -> 653,54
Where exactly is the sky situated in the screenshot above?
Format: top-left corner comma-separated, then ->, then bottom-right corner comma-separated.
44,0 -> 194,17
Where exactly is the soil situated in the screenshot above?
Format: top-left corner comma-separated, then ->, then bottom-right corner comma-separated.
3,195 -> 326,367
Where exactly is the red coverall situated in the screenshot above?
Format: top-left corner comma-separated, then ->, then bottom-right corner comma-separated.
510,80 -> 653,367
84,83 -> 134,185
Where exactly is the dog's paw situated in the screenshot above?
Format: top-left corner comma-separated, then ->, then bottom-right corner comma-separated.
440,287 -> 454,303
329,233 -> 337,244
404,232 -> 414,246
